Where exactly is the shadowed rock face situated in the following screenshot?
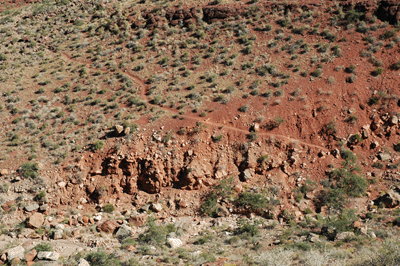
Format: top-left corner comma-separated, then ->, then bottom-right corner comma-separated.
375,0 -> 400,24
141,0 -> 400,30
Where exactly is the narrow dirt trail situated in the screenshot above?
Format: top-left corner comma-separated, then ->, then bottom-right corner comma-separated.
60,52 -> 329,152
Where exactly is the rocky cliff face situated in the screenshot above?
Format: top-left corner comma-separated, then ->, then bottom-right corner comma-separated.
58,127 -> 325,211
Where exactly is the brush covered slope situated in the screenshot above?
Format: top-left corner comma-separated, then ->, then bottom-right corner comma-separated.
1,0 -> 400,265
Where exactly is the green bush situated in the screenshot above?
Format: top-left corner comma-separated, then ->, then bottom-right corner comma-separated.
138,218 -> 176,246
20,162 -> 39,179
34,242 -> 53,252
193,231 -> 215,245
93,140 -> 104,151
234,219 -> 261,238
200,177 -> 233,217
85,251 -> 121,266
103,203 -> 115,213
371,67 -> 384,76
236,191 -> 268,212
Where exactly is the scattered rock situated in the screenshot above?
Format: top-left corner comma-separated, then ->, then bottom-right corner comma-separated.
98,220 -> 119,233
7,246 -> 25,261
151,203 -> 163,213
241,169 -> 253,181
129,214 -> 147,227
390,115 -> 398,125
53,229 -> 63,240
0,169 -> 8,176
27,213 -> 44,229
76,258 -> 90,266
115,125 -> 124,134
37,251 -> 60,261
25,203 -> 40,212
335,232 -> 355,241
307,233 -> 319,243
115,224 -> 133,240
216,205 -> 230,217
24,249 -> 37,262
167,238 -> 183,249
375,186 -> 400,208
378,152 -> 391,162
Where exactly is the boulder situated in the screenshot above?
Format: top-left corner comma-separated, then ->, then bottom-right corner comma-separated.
167,238 -> 183,249
37,251 -> 60,261
27,213 -> 44,229
378,152 -> 391,162
115,224 -> 132,240
98,220 -> 119,233
241,169 -> 253,181
7,246 -> 25,261
53,229 -> 63,240
151,203 -> 162,213
375,186 -> 400,208
77,258 -> 90,266
216,205 -> 230,217
25,203 -> 39,212
390,115 -> 398,125
129,214 -> 147,227
115,125 -> 124,135
24,249 -> 37,262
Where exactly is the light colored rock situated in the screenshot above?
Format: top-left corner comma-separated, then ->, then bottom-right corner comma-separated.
335,231 -> 355,241
37,251 -> 60,261
115,224 -> 132,240
25,203 -> 40,212
242,169 -> 253,181
53,229 -> 63,240
20,228 -> 35,237
376,186 -> 400,208
308,233 -> 319,243
151,203 -> 163,213
27,213 -> 44,229
58,182 -> 66,188
390,115 -> 398,125
216,205 -> 230,217
167,238 -> 183,249
115,125 -> 124,134
76,258 -> 90,266
55,224 -> 65,230
378,152 -> 391,162
7,246 -> 25,261
0,169 -> 9,176
124,127 -> 131,135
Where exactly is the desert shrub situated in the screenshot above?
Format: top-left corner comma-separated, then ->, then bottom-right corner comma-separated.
238,105 -> 248,112
103,203 -> 115,213
234,219 -> 261,238
19,162 -> 39,179
93,140 -> 104,151
138,218 -> 176,246
371,67 -> 384,76
121,237 -> 136,249
327,209 -> 358,234
311,68 -> 322,77
193,231 -> 215,245
200,177 -> 233,217
85,251 -> 121,266
34,242 -> 53,252
211,134 -> 223,142
0,183 -> 9,193
236,191 -> 268,212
